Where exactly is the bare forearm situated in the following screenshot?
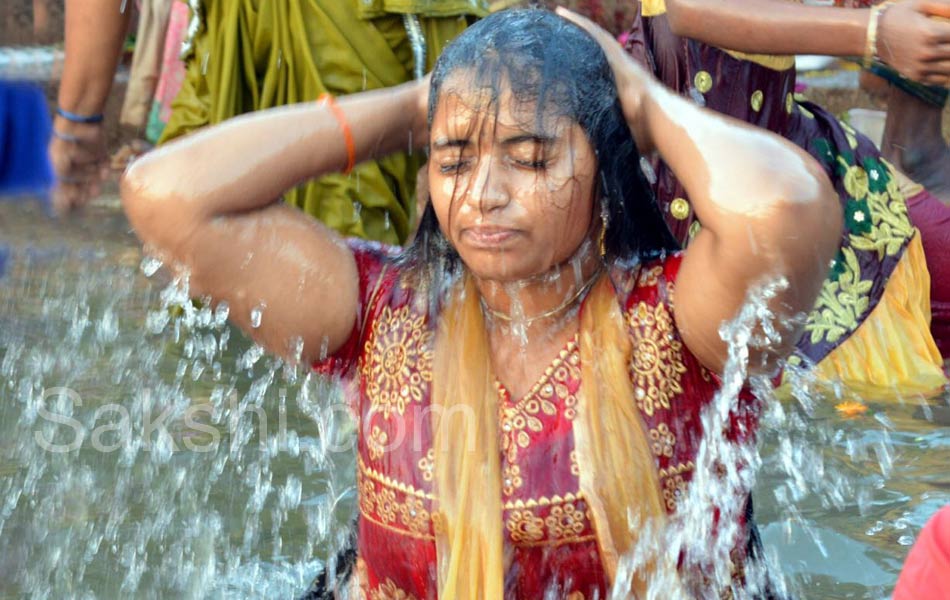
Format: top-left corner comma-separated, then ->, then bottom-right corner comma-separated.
665,0 -> 869,57
58,0 -> 132,115
123,82 -> 424,224
119,83 -> 425,364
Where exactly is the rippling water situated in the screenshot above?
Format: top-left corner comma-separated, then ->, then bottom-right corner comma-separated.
1,197 -> 948,598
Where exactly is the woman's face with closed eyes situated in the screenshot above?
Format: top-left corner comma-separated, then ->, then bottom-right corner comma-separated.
427,72 -> 598,283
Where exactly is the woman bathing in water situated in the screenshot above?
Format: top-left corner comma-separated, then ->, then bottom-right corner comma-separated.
121,8 -> 840,598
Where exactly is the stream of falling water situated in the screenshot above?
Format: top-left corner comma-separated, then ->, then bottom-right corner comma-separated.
1,200 -> 948,598
0,202 -> 357,598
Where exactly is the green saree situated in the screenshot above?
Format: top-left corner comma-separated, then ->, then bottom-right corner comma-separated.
160,0 -> 487,244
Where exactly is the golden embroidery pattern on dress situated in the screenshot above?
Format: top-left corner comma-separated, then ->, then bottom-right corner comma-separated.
369,578 -> 419,600
358,457 -> 434,538
361,476 -> 399,525
498,339 -> 581,463
503,463 -> 523,496
417,448 -> 434,482
360,304 -> 433,419
503,492 -> 595,546
506,508 -> 545,543
359,455 -> 432,500
804,155 -> 913,345
804,246 -> 872,344
626,301 -> 687,417
358,471 -> 434,539
503,491 -> 585,510
367,425 -> 388,460
569,450 -> 580,478
398,495 -> 431,537
504,498 -> 596,547
544,500 -> 587,540
658,461 -> 695,511
649,423 -> 676,458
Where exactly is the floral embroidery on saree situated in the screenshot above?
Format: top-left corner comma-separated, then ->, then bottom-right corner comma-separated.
626,301 -> 688,417
497,339 -> 581,464
503,493 -> 597,547
805,138 -> 913,345
358,458 -> 435,540
360,305 -> 433,418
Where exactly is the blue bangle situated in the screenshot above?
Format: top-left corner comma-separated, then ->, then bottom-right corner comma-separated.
51,129 -> 82,143
56,107 -> 104,124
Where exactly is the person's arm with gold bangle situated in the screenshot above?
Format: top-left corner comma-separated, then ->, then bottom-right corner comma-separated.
662,0 -> 950,86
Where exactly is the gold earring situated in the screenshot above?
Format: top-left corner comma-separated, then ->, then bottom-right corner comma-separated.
599,206 -> 608,259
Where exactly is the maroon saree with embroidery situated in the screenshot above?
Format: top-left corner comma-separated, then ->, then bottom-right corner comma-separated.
311,240 -> 760,598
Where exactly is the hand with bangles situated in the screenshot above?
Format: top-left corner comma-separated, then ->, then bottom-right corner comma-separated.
873,0 -> 950,86
48,110 -> 108,213
660,0 -> 950,86
49,0 -> 134,213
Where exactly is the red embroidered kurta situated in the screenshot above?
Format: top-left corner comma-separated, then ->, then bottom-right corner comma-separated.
315,240 -> 753,599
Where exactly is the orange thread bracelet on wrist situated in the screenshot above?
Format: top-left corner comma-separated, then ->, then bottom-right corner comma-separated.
319,93 -> 356,175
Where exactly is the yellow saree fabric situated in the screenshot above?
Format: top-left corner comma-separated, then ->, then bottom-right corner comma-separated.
357,0 -> 490,19
160,0 -> 480,245
801,231 -> 947,399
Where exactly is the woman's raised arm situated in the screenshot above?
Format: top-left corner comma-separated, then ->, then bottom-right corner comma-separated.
663,0 -> 950,87
121,81 -> 429,364
559,8 -> 841,375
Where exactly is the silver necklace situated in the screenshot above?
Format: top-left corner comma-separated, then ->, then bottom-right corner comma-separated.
480,268 -> 603,325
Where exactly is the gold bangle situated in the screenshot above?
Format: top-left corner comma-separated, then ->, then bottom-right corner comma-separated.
864,3 -> 891,68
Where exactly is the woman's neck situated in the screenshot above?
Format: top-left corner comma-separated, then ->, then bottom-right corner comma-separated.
474,241 -> 604,338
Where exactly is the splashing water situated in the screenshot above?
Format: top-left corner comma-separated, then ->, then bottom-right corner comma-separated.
614,274 -> 950,600
0,205 -> 356,597
1,202 -> 948,598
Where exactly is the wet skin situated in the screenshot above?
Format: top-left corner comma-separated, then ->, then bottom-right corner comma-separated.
121,8 -> 841,378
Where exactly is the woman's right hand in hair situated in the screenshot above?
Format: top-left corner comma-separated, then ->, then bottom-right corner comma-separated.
411,74 -> 432,149
555,7 -> 656,151
121,83 -> 426,365
878,0 -> 950,86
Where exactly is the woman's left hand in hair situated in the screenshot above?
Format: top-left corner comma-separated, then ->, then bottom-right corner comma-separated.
555,7 -> 656,152
560,7 -> 841,376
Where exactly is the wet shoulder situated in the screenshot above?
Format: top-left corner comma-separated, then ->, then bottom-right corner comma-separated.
311,238 -> 405,378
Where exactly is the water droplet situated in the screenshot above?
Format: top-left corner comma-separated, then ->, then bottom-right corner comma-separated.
140,256 -> 163,277
250,305 -> 264,329
639,157 -> 657,185
688,87 -> 707,106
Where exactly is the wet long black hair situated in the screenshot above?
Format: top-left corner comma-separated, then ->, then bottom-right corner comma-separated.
401,8 -> 678,282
